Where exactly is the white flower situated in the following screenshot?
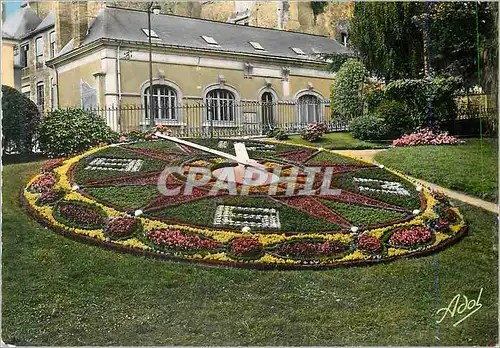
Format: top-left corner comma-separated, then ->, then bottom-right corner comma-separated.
134,209 -> 143,217
413,209 -> 420,215
318,147 -> 324,151
241,226 -> 251,233
350,226 -> 359,233
71,184 -> 80,191
378,164 -> 385,169
415,185 -> 422,192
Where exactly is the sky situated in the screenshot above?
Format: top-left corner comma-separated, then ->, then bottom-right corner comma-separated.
4,1 -> 23,19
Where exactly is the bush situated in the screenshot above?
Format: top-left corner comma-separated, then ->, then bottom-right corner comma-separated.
374,101 -> 414,138
301,122 -> 328,142
331,59 -> 369,120
39,108 -> 119,157
349,115 -> 390,141
2,85 -> 41,153
385,76 -> 463,129
266,127 -> 288,140
366,87 -> 386,113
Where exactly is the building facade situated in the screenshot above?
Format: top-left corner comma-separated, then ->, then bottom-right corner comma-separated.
5,4 -> 350,134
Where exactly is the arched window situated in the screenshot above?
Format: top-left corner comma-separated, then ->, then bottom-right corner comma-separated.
261,91 -> 275,127
297,94 -> 322,123
206,89 -> 236,122
144,85 -> 178,120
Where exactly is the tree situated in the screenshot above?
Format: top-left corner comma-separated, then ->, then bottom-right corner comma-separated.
331,59 -> 368,120
348,2 -> 425,82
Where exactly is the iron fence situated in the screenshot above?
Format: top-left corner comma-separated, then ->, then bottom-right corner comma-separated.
71,100 -> 350,137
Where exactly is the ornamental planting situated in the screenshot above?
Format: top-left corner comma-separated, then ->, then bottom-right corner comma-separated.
21,138 -> 467,269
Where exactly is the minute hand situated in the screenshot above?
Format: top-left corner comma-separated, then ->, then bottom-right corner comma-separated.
154,133 -> 266,170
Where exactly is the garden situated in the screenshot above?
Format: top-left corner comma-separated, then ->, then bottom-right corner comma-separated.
2,1 -> 499,345
21,134 -> 467,269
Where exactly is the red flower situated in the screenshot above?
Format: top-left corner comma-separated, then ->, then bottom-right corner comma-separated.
146,229 -> 221,251
106,218 -> 139,238
30,174 -> 55,193
357,235 -> 382,253
389,226 -> 432,247
230,237 -> 263,257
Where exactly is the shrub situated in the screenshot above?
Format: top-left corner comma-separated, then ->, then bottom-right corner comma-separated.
2,85 -> 41,153
267,127 -> 288,140
374,100 -> 414,138
392,128 -> 459,147
365,87 -> 386,113
331,59 -> 369,120
301,122 -> 328,142
349,115 -> 390,140
39,108 -> 119,157
385,76 -> 463,129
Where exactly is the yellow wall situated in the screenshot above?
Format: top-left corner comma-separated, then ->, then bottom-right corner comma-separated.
57,59 -> 101,107
2,41 -> 15,88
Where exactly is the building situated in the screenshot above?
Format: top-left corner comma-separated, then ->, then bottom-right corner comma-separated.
2,3 -> 57,107
5,4 -> 350,133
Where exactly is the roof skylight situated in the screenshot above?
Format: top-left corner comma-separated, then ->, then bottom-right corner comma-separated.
201,35 -> 219,45
142,28 -> 159,38
291,47 -> 306,55
249,41 -> 265,51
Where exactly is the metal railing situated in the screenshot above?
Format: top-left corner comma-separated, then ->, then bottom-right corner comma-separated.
68,100 -> 350,137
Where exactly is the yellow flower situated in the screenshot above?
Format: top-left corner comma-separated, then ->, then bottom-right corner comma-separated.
387,248 -> 410,257
340,250 -> 371,261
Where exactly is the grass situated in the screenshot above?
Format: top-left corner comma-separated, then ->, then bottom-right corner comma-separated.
3,160 -> 498,345
375,139 -> 498,202
287,132 -> 386,150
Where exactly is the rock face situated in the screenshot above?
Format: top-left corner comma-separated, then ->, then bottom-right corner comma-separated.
29,1 -> 351,41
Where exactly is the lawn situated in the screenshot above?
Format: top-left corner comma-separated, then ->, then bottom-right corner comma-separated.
375,138 -> 498,203
286,132 -> 386,149
2,160 -> 498,346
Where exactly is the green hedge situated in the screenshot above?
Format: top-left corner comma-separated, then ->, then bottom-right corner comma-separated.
349,115 -> 389,141
2,85 -> 41,154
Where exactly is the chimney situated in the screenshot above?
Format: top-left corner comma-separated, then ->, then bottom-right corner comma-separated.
72,1 -> 89,48
55,2 -> 73,52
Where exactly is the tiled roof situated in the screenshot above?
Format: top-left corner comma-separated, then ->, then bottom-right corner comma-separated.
2,5 -> 42,39
25,9 -> 55,38
81,6 -> 350,61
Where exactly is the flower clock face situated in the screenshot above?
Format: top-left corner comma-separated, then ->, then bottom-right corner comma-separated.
22,138 -> 467,269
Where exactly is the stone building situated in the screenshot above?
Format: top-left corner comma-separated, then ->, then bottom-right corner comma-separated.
5,3 -> 350,133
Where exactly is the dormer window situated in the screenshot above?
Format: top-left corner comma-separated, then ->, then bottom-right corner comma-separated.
291,47 -> 306,55
341,32 -> 348,46
201,35 -> 219,46
142,28 -> 159,38
249,41 -> 265,51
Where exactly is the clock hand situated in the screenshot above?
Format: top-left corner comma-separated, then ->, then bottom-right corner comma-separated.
154,133 -> 266,170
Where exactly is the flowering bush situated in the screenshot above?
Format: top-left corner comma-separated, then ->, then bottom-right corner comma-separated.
274,240 -> 347,259
357,235 -> 382,253
301,122 -> 328,142
146,229 -> 221,251
392,128 -> 459,147
388,226 -> 432,247
267,127 -> 289,140
55,201 -> 107,229
29,174 -> 55,193
230,237 -> 263,257
106,218 -> 140,239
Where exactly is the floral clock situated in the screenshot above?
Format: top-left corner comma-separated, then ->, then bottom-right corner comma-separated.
22,138 -> 467,269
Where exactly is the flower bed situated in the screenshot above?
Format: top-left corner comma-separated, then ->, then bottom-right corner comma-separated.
21,138 -> 467,269
387,226 -> 433,248
392,128 -> 459,147
105,217 -> 141,240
